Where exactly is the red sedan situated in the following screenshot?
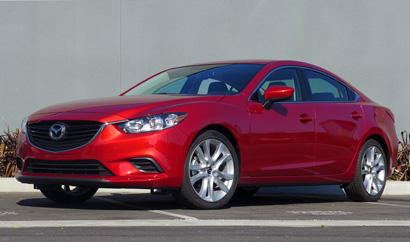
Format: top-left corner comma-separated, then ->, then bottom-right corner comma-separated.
16,60 -> 398,209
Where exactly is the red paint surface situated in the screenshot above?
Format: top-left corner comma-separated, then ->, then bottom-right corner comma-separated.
17,60 -> 399,188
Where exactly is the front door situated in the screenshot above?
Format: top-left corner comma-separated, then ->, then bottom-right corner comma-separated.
247,68 -> 316,176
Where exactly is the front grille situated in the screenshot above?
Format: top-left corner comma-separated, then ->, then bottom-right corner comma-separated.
27,120 -> 103,152
24,159 -> 113,176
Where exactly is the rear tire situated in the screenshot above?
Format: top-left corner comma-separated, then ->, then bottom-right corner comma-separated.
39,185 -> 98,204
344,139 -> 387,202
172,130 -> 239,209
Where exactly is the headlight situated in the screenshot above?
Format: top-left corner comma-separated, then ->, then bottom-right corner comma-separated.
118,112 -> 188,134
21,117 -> 28,134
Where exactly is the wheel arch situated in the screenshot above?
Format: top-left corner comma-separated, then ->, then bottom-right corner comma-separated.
196,124 -> 242,167
364,134 -> 390,168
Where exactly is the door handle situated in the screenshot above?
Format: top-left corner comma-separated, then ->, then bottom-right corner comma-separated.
299,114 -> 314,123
351,111 -> 363,120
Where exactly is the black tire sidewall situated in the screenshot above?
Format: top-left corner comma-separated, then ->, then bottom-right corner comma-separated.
40,185 -> 98,203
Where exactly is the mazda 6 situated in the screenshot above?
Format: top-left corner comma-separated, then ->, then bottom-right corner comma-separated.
16,60 -> 398,209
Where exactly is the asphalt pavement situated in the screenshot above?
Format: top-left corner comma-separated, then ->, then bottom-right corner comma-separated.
1,189 -> 410,242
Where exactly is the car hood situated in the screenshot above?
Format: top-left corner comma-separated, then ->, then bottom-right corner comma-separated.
29,95 -> 223,123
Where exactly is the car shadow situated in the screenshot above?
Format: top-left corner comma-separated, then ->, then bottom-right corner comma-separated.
17,192 -> 181,210
229,193 -> 349,208
17,192 -> 350,211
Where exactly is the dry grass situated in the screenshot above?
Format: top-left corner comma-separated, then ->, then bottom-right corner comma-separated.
0,126 -> 19,177
389,131 -> 410,181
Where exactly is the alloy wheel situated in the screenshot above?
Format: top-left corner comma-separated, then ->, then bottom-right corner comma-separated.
361,145 -> 386,196
188,138 -> 234,202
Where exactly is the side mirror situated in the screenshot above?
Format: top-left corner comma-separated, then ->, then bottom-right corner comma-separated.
262,85 -> 294,110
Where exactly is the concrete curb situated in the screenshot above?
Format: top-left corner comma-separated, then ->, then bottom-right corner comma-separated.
1,178 -> 409,196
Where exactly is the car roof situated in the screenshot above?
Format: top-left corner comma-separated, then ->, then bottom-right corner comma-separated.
180,59 -> 332,75
181,60 -> 326,70
188,60 -> 276,65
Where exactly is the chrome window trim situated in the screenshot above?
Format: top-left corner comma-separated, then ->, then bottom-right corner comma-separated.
248,66 -> 360,103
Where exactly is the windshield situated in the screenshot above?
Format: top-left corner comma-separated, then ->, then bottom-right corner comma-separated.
123,64 -> 264,96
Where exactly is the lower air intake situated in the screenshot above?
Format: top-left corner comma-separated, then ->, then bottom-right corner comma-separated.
24,159 -> 113,176
129,158 -> 164,173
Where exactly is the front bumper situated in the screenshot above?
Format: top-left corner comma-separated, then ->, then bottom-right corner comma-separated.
17,123 -> 190,189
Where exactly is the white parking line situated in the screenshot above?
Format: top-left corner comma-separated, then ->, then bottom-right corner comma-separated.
0,212 -> 18,216
94,197 -> 198,220
1,219 -> 410,229
366,202 -> 410,208
287,211 -> 353,216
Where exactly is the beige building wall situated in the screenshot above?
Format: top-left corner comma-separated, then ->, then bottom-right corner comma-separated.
1,0 -> 409,134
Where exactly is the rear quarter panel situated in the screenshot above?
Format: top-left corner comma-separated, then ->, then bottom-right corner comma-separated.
361,102 -> 398,176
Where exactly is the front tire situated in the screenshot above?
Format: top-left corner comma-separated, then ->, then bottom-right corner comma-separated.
344,139 -> 387,202
173,130 -> 239,209
39,185 -> 98,204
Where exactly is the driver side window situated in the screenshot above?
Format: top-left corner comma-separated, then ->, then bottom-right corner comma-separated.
256,69 -> 301,103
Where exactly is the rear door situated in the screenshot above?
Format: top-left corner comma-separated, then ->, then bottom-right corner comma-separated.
301,69 -> 364,174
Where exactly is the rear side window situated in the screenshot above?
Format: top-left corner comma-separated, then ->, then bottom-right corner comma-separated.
304,70 -> 354,102
336,82 -> 349,101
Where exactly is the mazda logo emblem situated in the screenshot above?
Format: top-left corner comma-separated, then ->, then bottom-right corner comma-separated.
49,123 -> 66,140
